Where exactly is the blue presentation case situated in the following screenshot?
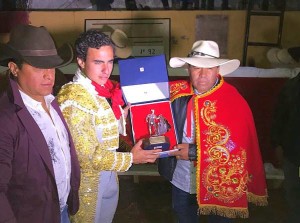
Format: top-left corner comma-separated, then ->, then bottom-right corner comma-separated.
119,55 -> 178,152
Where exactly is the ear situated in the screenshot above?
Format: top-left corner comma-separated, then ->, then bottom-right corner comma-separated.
8,62 -> 19,77
77,57 -> 85,69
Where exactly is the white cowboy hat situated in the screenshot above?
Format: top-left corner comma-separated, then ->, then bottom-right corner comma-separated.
169,40 -> 240,76
111,29 -> 132,59
267,47 -> 298,65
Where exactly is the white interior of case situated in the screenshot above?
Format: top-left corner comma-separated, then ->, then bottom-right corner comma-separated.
122,82 -> 169,104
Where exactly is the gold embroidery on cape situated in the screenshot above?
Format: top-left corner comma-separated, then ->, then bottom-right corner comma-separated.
201,100 -> 248,204
170,81 -> 188,99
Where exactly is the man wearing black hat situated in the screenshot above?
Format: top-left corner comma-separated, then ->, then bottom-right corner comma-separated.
0,24 -> 80,223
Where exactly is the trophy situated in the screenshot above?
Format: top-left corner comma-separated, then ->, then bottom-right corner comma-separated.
143,109 -> 171,151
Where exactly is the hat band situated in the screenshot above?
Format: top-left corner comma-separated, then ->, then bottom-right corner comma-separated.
188,51 -> 217,58
114,43 -> 127,49
18,49 -> 58,56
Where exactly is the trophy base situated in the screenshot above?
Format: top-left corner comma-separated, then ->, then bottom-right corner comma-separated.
143,136 -> 170,151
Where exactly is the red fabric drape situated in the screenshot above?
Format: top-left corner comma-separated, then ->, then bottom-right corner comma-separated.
170,78 -> 268,218
92,80 -> 124,119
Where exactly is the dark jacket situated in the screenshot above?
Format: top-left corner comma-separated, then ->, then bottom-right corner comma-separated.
158,95 -> 197,181
271,72 -> 300,165
0,76 -> 80,223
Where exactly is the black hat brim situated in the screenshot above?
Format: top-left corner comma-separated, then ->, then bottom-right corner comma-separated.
0,43 -> 73,69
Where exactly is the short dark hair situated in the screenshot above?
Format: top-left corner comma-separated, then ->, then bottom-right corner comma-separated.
75,29 -> 115,61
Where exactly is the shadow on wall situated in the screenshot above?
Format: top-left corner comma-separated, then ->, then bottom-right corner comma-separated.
0,11 -> 29,34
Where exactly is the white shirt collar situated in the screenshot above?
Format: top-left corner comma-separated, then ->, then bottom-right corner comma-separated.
19,90 -> 54,110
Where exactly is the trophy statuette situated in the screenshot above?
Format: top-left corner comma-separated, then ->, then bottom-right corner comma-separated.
143,109 -> 171,151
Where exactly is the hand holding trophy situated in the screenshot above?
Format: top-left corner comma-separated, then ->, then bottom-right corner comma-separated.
143,109 -> 171,151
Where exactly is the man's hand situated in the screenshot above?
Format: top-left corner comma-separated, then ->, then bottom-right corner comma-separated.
169,143 -> 189,160
131,139 -> 162,164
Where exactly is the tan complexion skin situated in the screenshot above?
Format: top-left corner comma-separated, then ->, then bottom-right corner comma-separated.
8,62 -> 55,115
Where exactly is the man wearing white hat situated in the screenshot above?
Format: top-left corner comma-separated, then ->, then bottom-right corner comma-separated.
158,40 -> 268,223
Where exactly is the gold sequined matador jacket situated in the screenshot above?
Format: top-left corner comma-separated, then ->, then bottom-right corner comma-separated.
57,69 -> 132,222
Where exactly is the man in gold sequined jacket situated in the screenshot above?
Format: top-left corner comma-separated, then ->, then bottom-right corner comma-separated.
57,29 -> 161,223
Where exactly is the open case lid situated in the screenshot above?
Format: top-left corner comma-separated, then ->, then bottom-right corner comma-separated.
119,54 -> 169,104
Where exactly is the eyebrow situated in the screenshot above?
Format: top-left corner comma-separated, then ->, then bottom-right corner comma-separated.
93,59 -> 114,63
93,59 -> 103,63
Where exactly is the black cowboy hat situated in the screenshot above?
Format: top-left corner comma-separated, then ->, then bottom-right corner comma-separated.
0,24 -> 73,69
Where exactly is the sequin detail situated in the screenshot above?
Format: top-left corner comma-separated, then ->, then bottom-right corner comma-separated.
57,80 -> 132,223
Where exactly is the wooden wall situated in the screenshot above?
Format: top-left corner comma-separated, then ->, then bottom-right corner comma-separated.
1,10 -> 300,68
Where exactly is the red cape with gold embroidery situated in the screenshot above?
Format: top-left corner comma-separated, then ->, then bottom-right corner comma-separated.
170,77 -> 268,218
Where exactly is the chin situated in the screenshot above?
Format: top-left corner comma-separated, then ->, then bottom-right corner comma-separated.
42,88 -> 54,95
97,79 -> 108,85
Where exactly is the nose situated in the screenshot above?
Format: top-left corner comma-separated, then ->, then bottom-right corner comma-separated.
197,68 -> 205,77
44,69 -> 55,80
102,63 -> 110,74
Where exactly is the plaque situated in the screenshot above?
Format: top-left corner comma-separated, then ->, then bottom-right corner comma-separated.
119,55 -> 178,154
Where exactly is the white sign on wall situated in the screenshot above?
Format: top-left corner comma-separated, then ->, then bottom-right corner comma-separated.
85,18 -> 170,60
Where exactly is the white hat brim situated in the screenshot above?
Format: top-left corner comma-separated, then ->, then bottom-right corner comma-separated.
277,48 -> 296,64
267,48 -> 281,64
169,57 -> 240,76
111,29 -> 132,59
267,47 -> 298,65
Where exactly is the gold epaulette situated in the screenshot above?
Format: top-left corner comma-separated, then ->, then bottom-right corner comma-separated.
57,83 -> 98,113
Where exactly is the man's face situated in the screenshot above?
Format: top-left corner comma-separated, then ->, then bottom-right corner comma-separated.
77,46 -> 114,85
188,65 -> 219,93
9,62 -> 55,102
